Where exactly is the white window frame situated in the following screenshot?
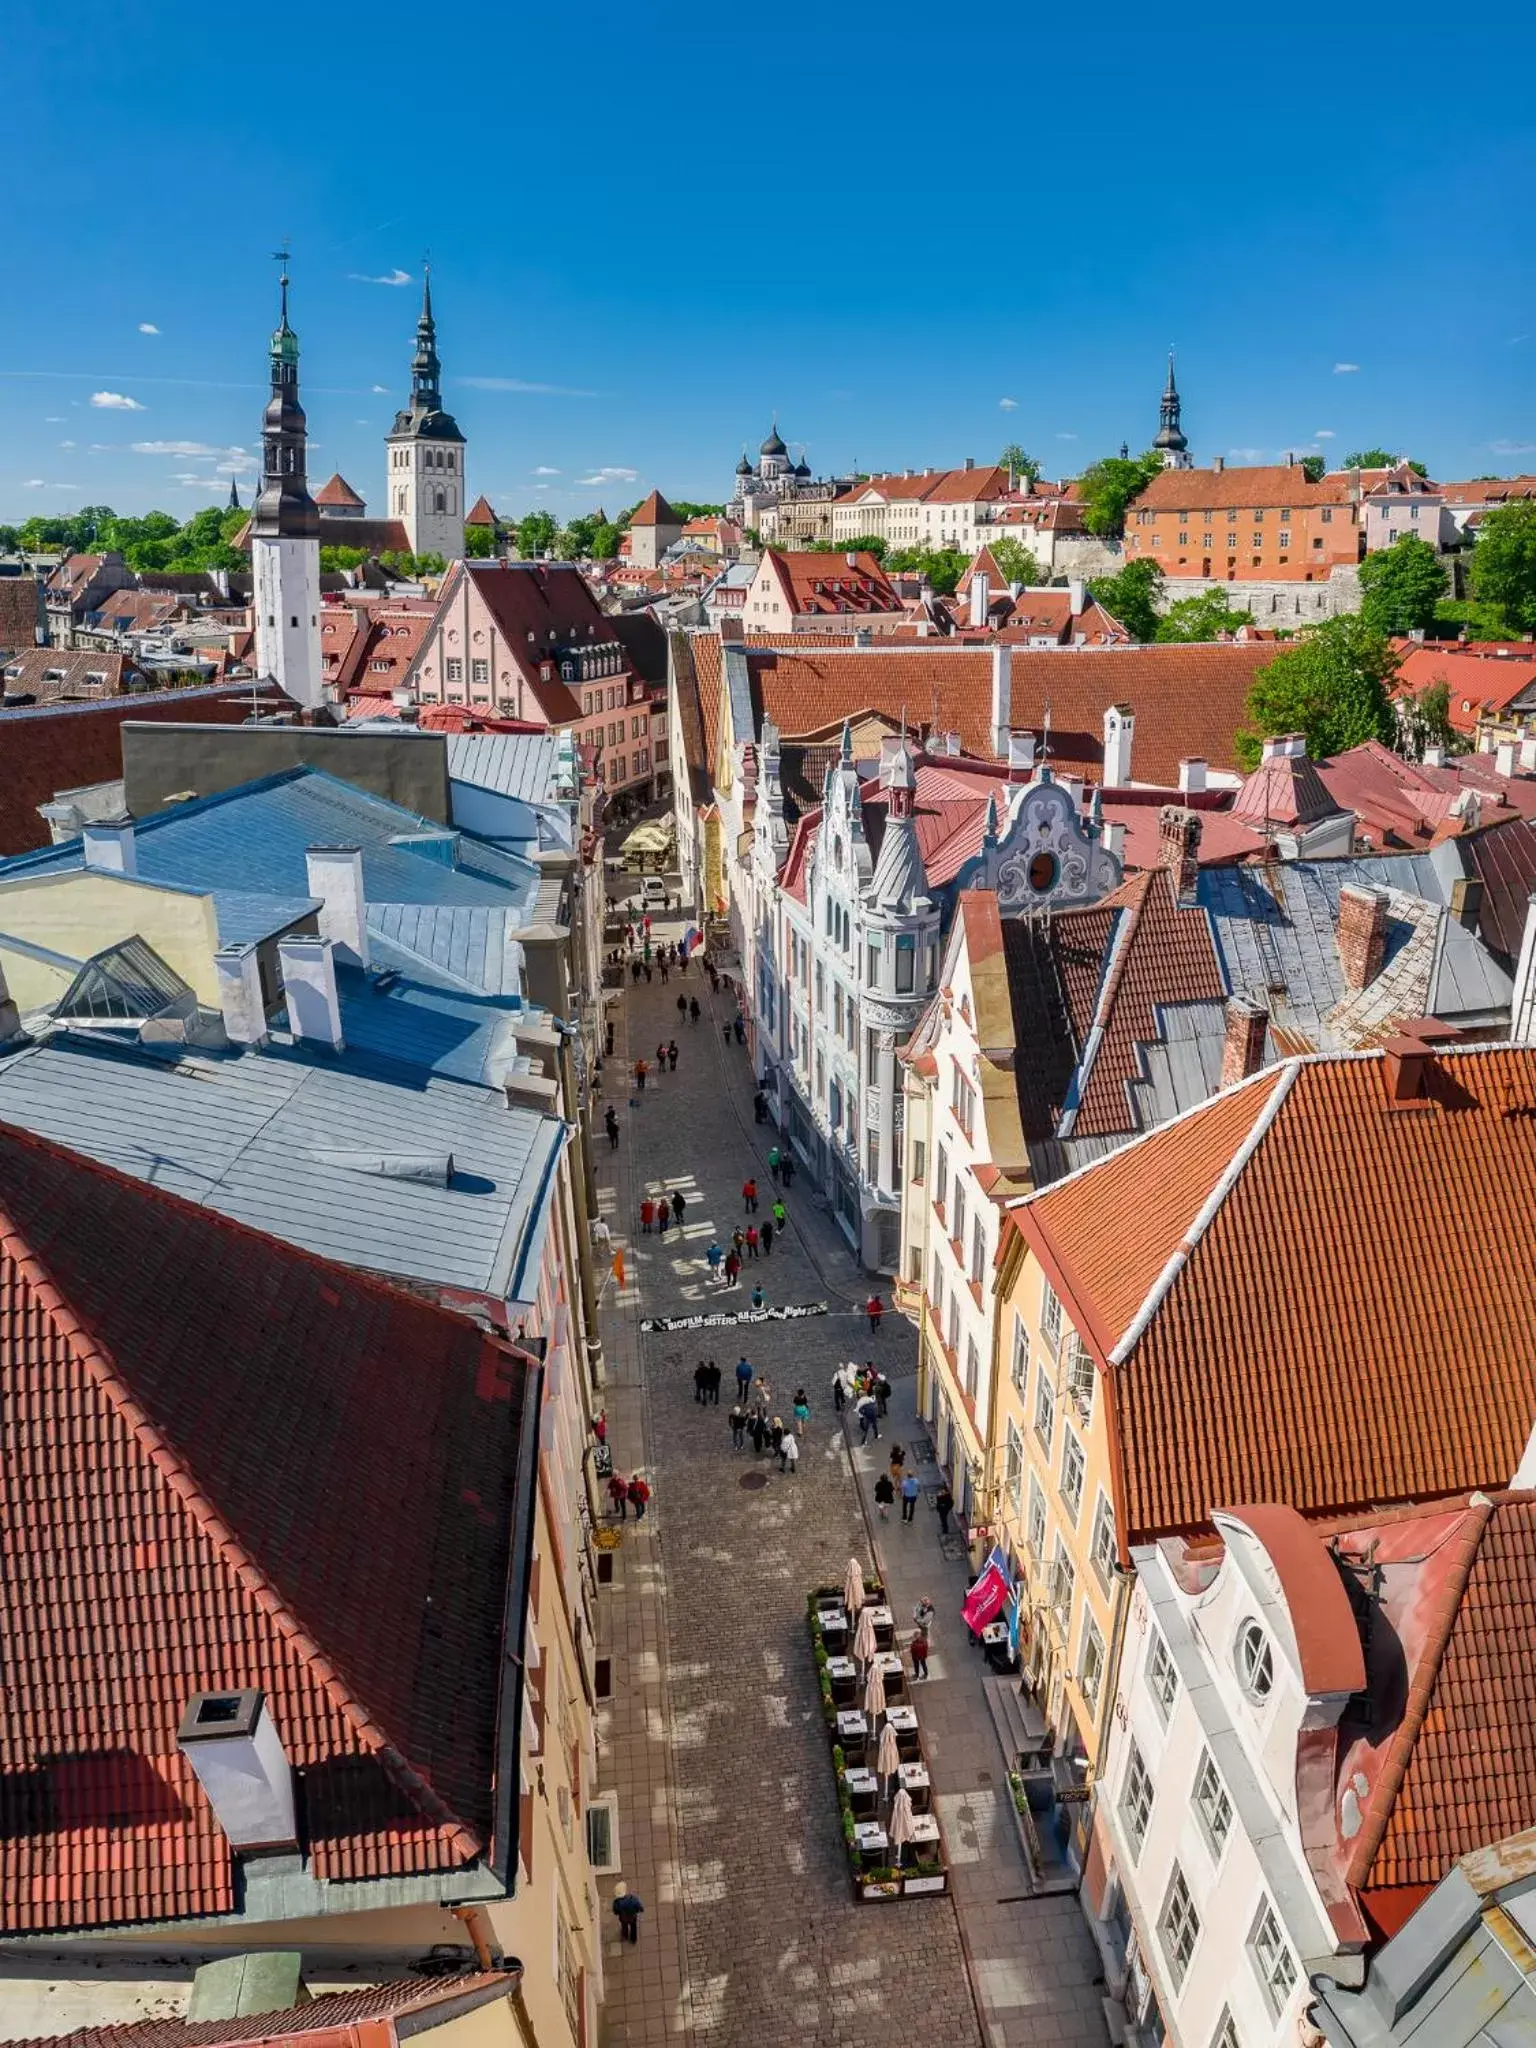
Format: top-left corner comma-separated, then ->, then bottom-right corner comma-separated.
1089,1493 -> 1117,1590
1004,1419 -> 1024,1512
1059,1424 -> 1086,1523
1248,1900 -> 1298,2017
1078,1608 -> 1106,1712
1158,1865 -> 1201,1990
1026,1474 -> 1047,1563
1235,1620 -> 1275,1703
1040,1275 -> 1063,1356
1148,1628 -> 1178,1721
1120,1740 -> 1153,1858
1033,1367 -> 1055,1455
1210,2011 -> 1240,2048
1011,1315 -> 1029,1394
1193,1748 -> 1233,1862
585,1791 -> 622,1872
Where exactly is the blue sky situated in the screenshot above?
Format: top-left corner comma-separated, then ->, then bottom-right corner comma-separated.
5,0 -> 1533,523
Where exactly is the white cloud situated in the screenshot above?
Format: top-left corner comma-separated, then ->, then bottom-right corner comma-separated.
371,384 -> 390,394
1056,431 -> 1078,440
1228,447 -> 1267,462
998,397 -> 1019,411
173,474 -> 226,488
1491,439 -> 1536,456
578,465 -> 638,486
22,479 -> 44,489
533,465 -> 561,476
59,440 -> 75,449
44,416 -> 65,423
1333,362 -> 1360,375
217,454 -> 257,473
131,439 -> 219,456
348,268 -> 413,287
1510,335 -> 1529,346
91,390 -> 145,409
1315,429 -> 1336,438
461,375 -> 599,397
138,322 -> 160,335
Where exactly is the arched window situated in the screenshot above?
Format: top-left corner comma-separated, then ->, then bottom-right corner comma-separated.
435,490 -> 446,514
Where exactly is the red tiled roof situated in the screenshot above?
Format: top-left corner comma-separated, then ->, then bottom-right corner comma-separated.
0,648 -> 139,702
765,551 -> 903,618
1020,1050 -> 1536,1540
465,494 -> 498,527
0,1123 -> 532,1932
1394,646 -> 1536,732
1315,740 -> 1535,853
0,684 -> 291,855
628,489 -> 680,527
1133,464 -> 1352,514
448,562 -> 603,725
1231,744 -> 1341,827
1440,476 -> 1536,506
314,473 -> 366,510
8,1977 -> 520,2048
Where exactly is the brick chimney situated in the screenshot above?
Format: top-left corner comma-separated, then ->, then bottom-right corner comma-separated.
1337,885 -> 1388,992
1157,805 -> 1201,904
1220,996 -> 1268,1088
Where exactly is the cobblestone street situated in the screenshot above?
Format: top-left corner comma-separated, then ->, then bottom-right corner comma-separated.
593,898 -> 1107,2048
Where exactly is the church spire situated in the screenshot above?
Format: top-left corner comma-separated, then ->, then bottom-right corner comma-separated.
227,475 -> 240,512
410,267 -> 443,412
1153,349 -> 1191,468
251,253 -> 317,540
249,256 -> 323,708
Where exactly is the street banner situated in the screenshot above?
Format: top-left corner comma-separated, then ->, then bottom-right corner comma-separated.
641,1302 -> 828,1332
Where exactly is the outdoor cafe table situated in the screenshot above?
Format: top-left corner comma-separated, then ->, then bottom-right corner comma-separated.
897,1760 -> 931,1811
883,1704 -> 921,1758
854,1822 -> 889,1856
841,1766 -> 879,1812
836,1709 -> 869,1747
866,1605 -> 895,1650
873,1651 -> 904,1699
908,1813 -> 940,1847
818,1604 -> 849,1648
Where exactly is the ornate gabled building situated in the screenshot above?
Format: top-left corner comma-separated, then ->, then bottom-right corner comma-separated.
386,272 -> 467,563
249,265 -> 323,708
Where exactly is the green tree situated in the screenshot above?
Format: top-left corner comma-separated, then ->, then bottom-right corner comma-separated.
1397,679 -> 1457,762
1154,589 -> 1255,643
1299,455 -> 1326,484
666,501 -> 726,522
988,535 -> 1045,586
1088,559 -> 1164,642
559,515 -> 599,559
1234,616 -> 1399,769
0,525 -> 19,554
1076,449 -> 1165,539
515,511 -> 559,559
809,534 -> 888,561
1432,597 -> 1515,642
885,543 -> 968,594
320,545 -> 369,573
1469,498 -> 1536,633
463,523 -> 496,558
1358,533 -> 1449,636
1342,448 -> 1428,477
590,521 -> 622,560
377,550 -> 447,579
998,444 -> 1042,487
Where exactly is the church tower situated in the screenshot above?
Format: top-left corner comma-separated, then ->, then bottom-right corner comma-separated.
1153,351 -> 1192,469
250,262 -> 323,708
385,271 -> 466,562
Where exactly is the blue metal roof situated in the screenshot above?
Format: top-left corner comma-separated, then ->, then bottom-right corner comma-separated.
0,1032 -> 564,1305
336,963 -> 522,1089
446,731 -> 561,804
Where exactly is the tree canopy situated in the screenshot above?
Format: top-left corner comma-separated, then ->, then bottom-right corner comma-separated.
514,511 -> 560,559
1342,448 -> 1429,477
986,535 -> 1045,587
9,502 -> 249,574
463,523 -> 497,559
809,535 -> 888,560
1469,498 -> 1536,633
998,443 -> 1042,486
1075,449 -> 1165,539
1234,616 -> 1400,769
1088,559 -> 1163,642
1299,455 -> 1326,484
1357,533 -> 1449,636
1397,679 -> 1457,762
1153,589 -> 1255,643
885,542 -> 968,595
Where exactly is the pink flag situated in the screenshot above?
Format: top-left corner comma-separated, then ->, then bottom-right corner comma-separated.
962,1562 -> 1009,1634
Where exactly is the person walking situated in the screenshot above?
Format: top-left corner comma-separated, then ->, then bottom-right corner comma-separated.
604,1105 -> 619,1149
724,1249 -> 741,1287
752,1089 -> 767,1124
888,1444 -> 906,1486
910,1628 -> 930,1681
748,1282 -> 764,1311
693,1360 -> 710,1405
793,1389 -> 810,1434
900,1471 -> 921,1523
731,1227 -> 745,1258
934,1485 -> 954,1535
668,1040 -> 679,1073
627,1474 -> 651,1521
831,1362 -> 849,1412
640,1197 -> 655,1235
689,996 -> 700,1024
782,1431 -> 800,1476
671,1189 -> 686,1225
749,1410 -> 769,1456
607,1471 -> 629,1519
677,993 -> 688,1023
733,1014 -> 746,1045
729,1402 -> 747,1450
630,957 -> 642,986
659,957 -> 669,985
874,1369 -> 892,1417
634,1057 -> 648,1090
612,1884 -> 644,1945
656,1204 -> 670,1241
706,1238 -> 723,1281
735,1356 -> 753,1403
768,1416 -> 785,1462
781,1151 -> 795,1188
760,1219 -> 774,1256
913,1597 -> 935,1638
771,1198 -> 787,1233
767,1144 -> 781,1184
866,1293 -> 884,1336
744,1223 -> 759,1260
656,1042 -> 668,1075
856,1392 -> 880,1444
873,1472 -> 895,1521
742,1178 -> 758,1215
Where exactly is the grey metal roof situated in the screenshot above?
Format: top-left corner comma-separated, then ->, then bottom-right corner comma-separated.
446,730 -> 561,805
0,1034 -> 564,1304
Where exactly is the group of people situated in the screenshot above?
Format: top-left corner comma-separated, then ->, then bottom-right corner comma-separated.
639,1188 -> 688,1238
605,1468 -> 652,1520
722,1357 -> 811,1473
705,1208 -> 784,1288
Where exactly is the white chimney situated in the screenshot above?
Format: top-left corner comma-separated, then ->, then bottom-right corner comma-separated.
279,935 -> 345,1051
1008,730 -> 1037,777
1178,757 -> 1208,794
305,845 -> 370,970
1261,732 -> 1307,762
1522,734 -> 1536,774
1067,577 -> 1086,614
1102,704 -> 1135,787
1497,739 -> 1518,778
1512,891 -> 1536,1046
990,645 -> 1013,755
177,1688 -> 297,1850
214,944 -> 268,1048
1104,820 -> 1126,863
1423,742 -> 1447,769
969,570 -> 990,629
81,817 -> 137,875
845,551 -> 859,568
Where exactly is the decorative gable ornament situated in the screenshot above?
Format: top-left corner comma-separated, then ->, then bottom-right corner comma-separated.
975,772 -> 1121,914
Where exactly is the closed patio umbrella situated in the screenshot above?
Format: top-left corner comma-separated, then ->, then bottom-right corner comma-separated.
844,1557 -> 866,1615
889,1788 -> 916,1865
876,1718 -> 901,1782
863,1662 -> 886,1721
853,1605 -> 877,1666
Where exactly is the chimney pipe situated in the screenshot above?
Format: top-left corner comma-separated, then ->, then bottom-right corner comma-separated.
177,1688 -> 297,1850
1102,703 -> 1135,788
1178,757 -> 1208,794
1103,819 -> 1126,864
305,845 -> 370,970
81,816 -> 137,876
1449,875 -> 1484,931
1220,996 -> 1269,1088
1497,739 -> 1518,778
278,935 -> 345,1051
1157,806 -> 1201,905
1211,456 -> 1225,473
1381,1021 -> 1459,1104
969,570 -> 990,630
1520,734 -> 1536,774
1067,576 -> 1086,613
1337,885 -> 1388,992
214,944 -> 268,1048
1007,730 -> 1036,779
990,645 -> 1013,756
1422,742 -> 1446,769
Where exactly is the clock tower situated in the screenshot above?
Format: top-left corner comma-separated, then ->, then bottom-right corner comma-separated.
385,271 -> 467,562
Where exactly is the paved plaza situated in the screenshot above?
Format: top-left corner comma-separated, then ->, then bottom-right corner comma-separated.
593,897 -> 1108,2048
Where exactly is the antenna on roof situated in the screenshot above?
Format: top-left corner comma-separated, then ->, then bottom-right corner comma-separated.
1040,700 -> 1052,766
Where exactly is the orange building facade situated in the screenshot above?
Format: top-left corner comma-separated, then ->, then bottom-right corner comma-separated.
1124,460 -> 1362,582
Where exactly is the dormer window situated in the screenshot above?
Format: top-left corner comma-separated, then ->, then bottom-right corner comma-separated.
1235,1620 -> 1273,1702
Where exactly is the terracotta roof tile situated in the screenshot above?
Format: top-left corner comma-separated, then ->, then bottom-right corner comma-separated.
314,473 -> 366,510
11,1976 -> 518,2048
1395,646 -> 1536,733
1023,1050 -> 1536,1539
629,489 -> 679,527
1134,464 -> 1352,514
0,1123 -> 531,1931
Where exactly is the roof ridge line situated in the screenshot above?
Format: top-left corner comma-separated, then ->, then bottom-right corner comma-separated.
0,1155 -> 487,1862
1057,883 -> 1147,1138
1108,1060 -> 1299,1365
1343,1497 -> 1496,1891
